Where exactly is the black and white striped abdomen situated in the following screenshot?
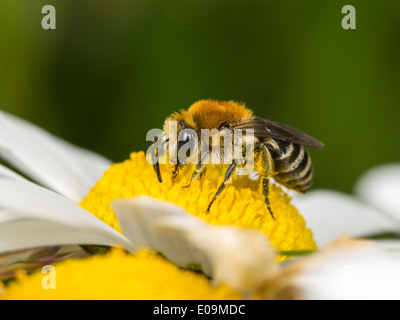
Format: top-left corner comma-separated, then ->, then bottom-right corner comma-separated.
264,139 -> 313,193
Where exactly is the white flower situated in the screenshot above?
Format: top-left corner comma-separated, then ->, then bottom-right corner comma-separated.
285,162 -> 400,299
0,110 -> 276,295
292,168 -> 400,248
355,163 -> 400,222
274,236 -> 400,300
2,109 -> 400,299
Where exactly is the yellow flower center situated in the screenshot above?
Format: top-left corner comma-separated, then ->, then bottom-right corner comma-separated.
80,152 -> 316,256
1,248 -> 240,300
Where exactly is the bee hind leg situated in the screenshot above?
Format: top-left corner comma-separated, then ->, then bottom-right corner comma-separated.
259,145 -> 276,220
206,161 -> 236,213
262,178 -> 275,220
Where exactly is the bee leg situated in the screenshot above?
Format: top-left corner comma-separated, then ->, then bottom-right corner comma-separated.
171,163 -> 183,180
152,144 -> 162,183
206,161 -> 236,213
262,178 -> 275,220
151,136 -> 169,183
259,145 -> 276,219
182,162 -> 206,189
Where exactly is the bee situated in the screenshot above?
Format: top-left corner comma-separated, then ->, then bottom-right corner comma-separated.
151,100 -> 324,219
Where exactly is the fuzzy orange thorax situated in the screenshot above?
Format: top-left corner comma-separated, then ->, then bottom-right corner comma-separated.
164,100 -> 253,132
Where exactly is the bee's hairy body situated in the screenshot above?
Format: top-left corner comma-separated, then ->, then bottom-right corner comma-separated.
153,100 -> 324,219
264,140 -> 312,193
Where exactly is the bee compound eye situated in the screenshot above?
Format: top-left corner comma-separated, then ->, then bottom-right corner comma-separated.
178,129 -> 197,161
218,123 -> 232,131
181,130 -> 193,142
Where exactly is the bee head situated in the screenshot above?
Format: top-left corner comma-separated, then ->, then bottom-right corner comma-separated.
162,100 -> 254,163
161,111 -> 198,163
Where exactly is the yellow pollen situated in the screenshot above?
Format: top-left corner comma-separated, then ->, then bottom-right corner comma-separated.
79,152 -> 316,258
1,248 -> 240,300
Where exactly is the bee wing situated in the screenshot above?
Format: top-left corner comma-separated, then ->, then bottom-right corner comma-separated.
231,116 -> 324,149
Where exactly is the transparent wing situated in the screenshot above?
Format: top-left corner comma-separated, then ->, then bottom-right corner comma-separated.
231,116 -> 324,149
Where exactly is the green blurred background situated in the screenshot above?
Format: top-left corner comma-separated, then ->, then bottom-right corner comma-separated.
1,0 -> 399,193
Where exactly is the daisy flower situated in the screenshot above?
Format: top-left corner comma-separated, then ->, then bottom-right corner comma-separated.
1,109 -> 400,299
0,110 -> 311,298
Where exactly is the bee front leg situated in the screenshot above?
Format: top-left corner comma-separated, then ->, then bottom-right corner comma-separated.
182,162 -> 206,189
152,145 -> 162,183
171,163 -> 184,180
151,135 -> 168,183
206,161 -> 236,213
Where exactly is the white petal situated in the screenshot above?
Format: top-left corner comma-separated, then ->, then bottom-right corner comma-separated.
0,166 -> 37,223
0,174 -> 132,252
0,220 -> 126,254
0,177 -> 98,227
375,239 -> 400,258
0,164 -> 27,182
0,111 -> 111,202
294,242 -> 400,299
112,197 -> 210,268
153,215 -> 214,274
0,209 -> 25,223
113,196 -> 277,296
53,138 -> 112,192
158,219 -> 278,295
355,163 -> 400,223
112,196 -> 188,251
292,190 -> 399,247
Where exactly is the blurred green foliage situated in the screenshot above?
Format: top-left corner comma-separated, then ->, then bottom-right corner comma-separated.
1,0 -> 399,193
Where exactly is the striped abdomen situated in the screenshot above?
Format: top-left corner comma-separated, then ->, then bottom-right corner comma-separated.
264,139 -> 313,193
